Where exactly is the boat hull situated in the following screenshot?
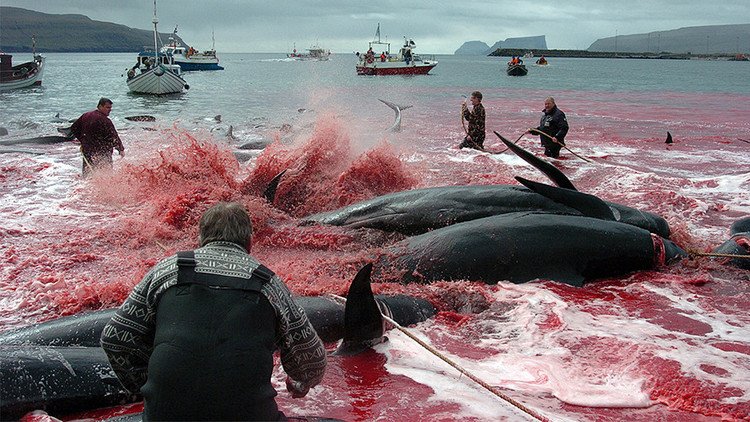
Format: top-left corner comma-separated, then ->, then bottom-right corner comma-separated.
356,62 -> 437,75
0,56 -> 44,91
507,64 -> 528,76
175,60 -> 224,71
127,65 -> 187,95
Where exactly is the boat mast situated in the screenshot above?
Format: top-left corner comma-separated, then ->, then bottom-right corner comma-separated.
152,0 -> 159,62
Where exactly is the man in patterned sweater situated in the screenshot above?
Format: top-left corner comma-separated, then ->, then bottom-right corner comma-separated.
100,202 -> 326,421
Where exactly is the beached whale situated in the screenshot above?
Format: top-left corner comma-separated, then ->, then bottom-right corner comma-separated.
302,137 -> 670,238
0,266 -> 435,419
712,217 -> 750,269
373,210 -> 686,287
302,183 -> 670,238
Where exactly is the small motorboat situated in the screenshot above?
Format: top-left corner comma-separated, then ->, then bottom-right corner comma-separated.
506,63 -> 528,76
0,37 -> 45,91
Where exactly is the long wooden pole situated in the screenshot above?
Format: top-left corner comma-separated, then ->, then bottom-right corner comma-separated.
528,128 -> 592,163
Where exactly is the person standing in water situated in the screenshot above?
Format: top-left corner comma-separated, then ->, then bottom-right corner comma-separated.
69,97 -> 124,176
459,91 -> 486,150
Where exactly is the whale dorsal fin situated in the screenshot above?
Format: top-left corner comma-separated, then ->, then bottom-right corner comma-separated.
261,169 -> 287,203
515,176 -> 616,221
334,263 -> 386,355
495,131 -> 577,190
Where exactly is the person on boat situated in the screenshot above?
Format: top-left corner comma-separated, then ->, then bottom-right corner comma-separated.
527,97 -> 569,158
69,97 -> 124,177
380,52 -> 386,62
459,91 -> 486,150
100,201 -> 327,421
536,55 -> 547,65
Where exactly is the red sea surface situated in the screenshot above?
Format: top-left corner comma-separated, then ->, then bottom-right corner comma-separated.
2,87 -> 749,421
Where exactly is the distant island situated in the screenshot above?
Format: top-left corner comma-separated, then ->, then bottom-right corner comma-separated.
457,24 -> 749,59
588,23 -> 750,54
455,36 -> 547,55
0,6 -> 185,52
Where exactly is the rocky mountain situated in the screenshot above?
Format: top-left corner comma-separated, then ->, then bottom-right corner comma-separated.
588,23 -> 750,54
0,6 -> 184,53
455,35 -> 547,55
454,41 -> 490,55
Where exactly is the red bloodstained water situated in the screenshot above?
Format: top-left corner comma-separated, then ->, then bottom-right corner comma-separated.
3,90 -> 749,421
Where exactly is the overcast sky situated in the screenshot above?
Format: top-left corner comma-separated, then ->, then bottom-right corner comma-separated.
3,0 -> 748,53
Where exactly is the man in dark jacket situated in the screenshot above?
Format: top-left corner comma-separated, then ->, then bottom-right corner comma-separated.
70,97 -> 124,176
100,202 -> 327,421
529,97 -> 568,158
459,91 -> 486,150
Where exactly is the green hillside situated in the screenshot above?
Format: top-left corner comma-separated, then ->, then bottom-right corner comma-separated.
0,6 -> 184,52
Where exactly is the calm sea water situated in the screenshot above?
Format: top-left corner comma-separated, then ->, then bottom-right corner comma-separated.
1,52 -> 748,135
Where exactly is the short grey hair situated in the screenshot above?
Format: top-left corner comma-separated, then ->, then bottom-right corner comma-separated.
545,97 -> 556,105
199,202 -> 252,247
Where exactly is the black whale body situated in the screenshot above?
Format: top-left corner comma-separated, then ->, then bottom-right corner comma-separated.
374,211 -> 686,287
0,283 -> 435,420
302,184 -> 671,238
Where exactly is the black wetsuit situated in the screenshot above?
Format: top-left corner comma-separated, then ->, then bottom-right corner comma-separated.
536,106 -> 568,158
141,251 -> 282,421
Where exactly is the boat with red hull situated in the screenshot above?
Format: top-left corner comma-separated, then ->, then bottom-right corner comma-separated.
356,24 -> 437,76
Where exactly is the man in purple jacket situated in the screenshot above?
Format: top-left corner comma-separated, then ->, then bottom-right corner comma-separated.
70,97 -> 124,176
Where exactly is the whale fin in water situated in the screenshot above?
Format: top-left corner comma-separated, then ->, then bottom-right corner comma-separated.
379,99 -> 413,132
262,169 -> 287,203
495,131 -> 577,190
335,263 -> 387,355
665,131 -> 673,144
515,176 -> 617,221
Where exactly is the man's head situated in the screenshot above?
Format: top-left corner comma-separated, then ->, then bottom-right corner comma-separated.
199,202 -> 253,250
470,91 -> 482,106
97,98 -> 113,116
544,97 -> 556,113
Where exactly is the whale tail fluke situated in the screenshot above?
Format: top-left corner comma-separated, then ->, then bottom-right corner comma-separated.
495,131 -> 577,190
334,263 -> 387,355
379,99 -> 412,132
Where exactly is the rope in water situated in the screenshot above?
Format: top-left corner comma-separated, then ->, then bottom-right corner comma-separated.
688,250 -> 750,259
330,294 -> 549,421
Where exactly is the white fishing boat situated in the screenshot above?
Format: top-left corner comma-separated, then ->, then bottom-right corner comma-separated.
161,26 -> 224,71
0,37 -> 45,91
356,24 -> 437,75
126,0 -> 189,95
287,44 -> 331,61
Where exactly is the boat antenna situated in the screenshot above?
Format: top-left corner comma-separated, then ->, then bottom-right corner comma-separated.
152,0 -> 159,60
375,22 -> 381,43
212,28 -> 216,50
32,34 -> 37,58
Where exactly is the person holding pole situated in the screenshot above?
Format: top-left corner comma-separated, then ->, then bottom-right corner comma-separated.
527,97 -> 568,158
459,91 -> 486,150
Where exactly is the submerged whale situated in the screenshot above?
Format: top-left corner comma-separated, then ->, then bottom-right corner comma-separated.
0,266 -> 435,419
0,135 -> 71,146
712,217 -> 750,269
373,210 -> 686,287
